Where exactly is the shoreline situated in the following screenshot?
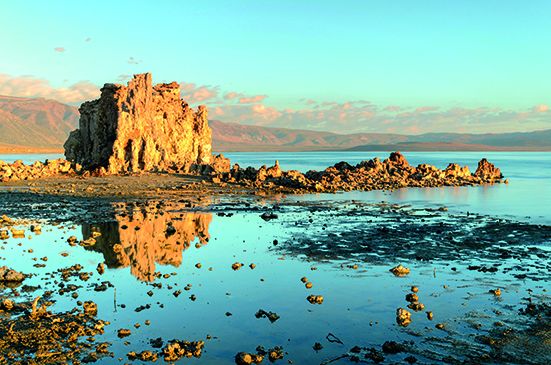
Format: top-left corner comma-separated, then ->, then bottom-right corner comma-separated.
2,148 -> 551,154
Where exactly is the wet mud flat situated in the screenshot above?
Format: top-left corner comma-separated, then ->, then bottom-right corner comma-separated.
0,192 -> 550,364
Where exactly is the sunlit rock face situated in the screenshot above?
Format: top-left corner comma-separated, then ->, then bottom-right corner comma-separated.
83,210 -> 212,282
474,158 -> 503,181
64,73 -> 212,173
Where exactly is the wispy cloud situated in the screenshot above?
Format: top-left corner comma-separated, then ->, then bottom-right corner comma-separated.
0,72 -> 548,133
224,91 -> 267,103
0,73 -> 99,104
117,74 -> 132,82
239,95 -> 267,104
534,104 -> 549,113
127,57 -> 141,65
180,82 -> 219,104
202,87 -> 551,134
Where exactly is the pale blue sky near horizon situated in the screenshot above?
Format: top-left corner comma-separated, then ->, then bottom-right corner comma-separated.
0,0 -> 550,134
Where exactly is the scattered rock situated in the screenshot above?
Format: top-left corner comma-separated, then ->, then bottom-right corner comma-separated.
235,352 -> 264,365
260,212 -> 278,221
405,293 -> 418,303
307,295 -> 324,304
161,339 -> 204,361
396,308 -> 412,327
255,309 -> 280,323
0,266 -> 26,282
407,302 -> 425,311
390,264 -> 410,276
118,328 -> 131,338
83,301 -> 98,316
127,350 -> 158,362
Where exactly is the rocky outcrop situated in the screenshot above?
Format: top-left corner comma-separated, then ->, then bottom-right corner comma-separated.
211,152 -> 504,193
474,158 -> 503,181
0,159 -> 76,182
64,73 -> 212,173
0,266 -> 26,283
444,163 -> 471,179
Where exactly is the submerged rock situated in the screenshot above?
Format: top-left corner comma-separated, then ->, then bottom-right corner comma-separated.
255,309 -> 280,323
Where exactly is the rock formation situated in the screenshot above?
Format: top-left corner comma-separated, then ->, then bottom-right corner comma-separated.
0,159 -> 75,182
64,73 -> 212,173
214,152 -> 504,193
474,158 -> 503,180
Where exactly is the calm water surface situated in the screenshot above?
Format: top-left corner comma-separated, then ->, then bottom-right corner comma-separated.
1,152 -> 549,364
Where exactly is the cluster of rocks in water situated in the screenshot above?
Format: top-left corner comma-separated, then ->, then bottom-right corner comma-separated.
0,293 -> 112,364
0,73 -> 505,193
206,151 -> 504,193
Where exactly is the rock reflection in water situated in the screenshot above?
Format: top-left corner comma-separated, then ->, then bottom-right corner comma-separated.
82,209 -> 211,281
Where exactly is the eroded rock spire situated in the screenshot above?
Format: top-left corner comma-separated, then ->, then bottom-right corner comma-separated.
64,73 -> 212,173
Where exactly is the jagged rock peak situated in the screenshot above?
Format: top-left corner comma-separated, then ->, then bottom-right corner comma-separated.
388,151 -> 409,166
64,73 -> 212,173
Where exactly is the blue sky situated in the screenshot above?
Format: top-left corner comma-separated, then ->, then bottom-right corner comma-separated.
0,0 -> 549,134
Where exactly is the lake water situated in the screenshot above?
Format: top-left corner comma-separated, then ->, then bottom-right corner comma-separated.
0,152 -> 550,364
3,151 -> 550,223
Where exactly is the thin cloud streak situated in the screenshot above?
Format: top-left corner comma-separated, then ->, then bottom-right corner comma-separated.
0,73 -> 98,104
0,73 -> 548,134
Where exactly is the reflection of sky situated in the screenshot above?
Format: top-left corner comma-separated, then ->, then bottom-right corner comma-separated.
5,198 -> 550,364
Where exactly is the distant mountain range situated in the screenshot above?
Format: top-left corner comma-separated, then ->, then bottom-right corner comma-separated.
0,95 -> 549,153
0,95 -> 79,151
